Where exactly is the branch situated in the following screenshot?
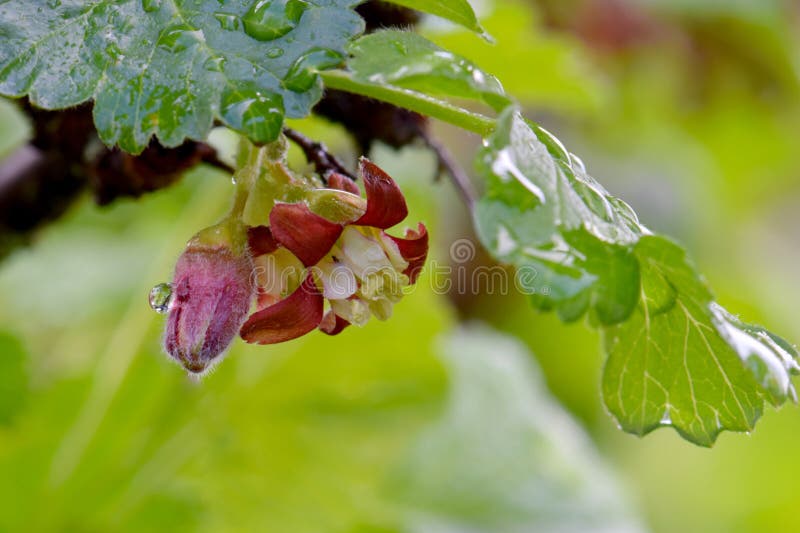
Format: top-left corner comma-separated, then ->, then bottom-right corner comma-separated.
419,129 -> 477,208
282,127 -> 357,182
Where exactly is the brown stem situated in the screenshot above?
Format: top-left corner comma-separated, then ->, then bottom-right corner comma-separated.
419,129 -> 477,208
282,127 -> 357,182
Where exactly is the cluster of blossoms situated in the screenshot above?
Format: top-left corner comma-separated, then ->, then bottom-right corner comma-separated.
162,158 -> 428,374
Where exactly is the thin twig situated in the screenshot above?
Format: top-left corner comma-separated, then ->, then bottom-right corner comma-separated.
282,127 -> 357,182
419,129 -> 477,208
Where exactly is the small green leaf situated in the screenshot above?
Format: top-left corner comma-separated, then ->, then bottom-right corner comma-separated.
347,30 -> 509,111
0,0 -> 363,153
380,0 -> 490,40
475,107 -> 800,445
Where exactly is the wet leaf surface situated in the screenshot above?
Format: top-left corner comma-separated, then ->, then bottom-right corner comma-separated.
0,0 -> 363,152
475,108 -> 800,445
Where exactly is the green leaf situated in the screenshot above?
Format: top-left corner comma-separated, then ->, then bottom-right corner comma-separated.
321,69 -> 495,136
390,326 -> 645,532
379,0 -> 489,39
474,108 -> 642,325
347,30 -> 509,111
0,0 -> 363,153
474,107 -> 800,445
319,30 -> 505,137
603,236 -> 799,446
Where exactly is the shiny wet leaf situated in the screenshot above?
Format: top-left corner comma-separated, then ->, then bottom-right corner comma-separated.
381,0 -> 489,39
0,0 -> 363,152
346,30 -> 509,111
475,107 -> 800,445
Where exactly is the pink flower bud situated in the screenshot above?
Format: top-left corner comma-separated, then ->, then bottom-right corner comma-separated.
164,246 -> 254,374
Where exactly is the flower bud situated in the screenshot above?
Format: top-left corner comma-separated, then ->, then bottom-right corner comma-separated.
164,244 -> 254,374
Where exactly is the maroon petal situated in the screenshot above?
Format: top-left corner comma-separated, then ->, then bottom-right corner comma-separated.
387,223 -> 429,283
319,310 -> 350,335
270,202 -> 343,266
328,172 -> 361,195
240,273 -> 323,344
247,226 -> 280,257
354,158 -> 408,229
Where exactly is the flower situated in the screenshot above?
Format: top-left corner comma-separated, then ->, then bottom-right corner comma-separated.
164,233 -> 255,374
239,157 -> 428,345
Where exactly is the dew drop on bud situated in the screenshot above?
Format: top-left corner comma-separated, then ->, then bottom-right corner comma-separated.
149,283 -> 173,313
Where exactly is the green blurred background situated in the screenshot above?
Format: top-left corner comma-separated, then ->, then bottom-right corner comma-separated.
2,0 -> 800,531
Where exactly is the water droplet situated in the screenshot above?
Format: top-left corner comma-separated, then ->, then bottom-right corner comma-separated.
574,178 -> 615,223
282,48 -> 342,92
118,16 -> 135,33
46,0 -> 61,8
204,55 -> 226,72
242,0 -> 308,42
569,152 -> 586,174
220,85 -> 284,143
105,42 -> 123,62
266,47 -> 284,58
711,303 -> 793,400
391,40 -> 407,55
491,148 -> 545,203
157,23 -> 203,53
213,12 -> 241,31
149,283 -> 173,314
142,0 -> 161,12
535,125 -> 570,163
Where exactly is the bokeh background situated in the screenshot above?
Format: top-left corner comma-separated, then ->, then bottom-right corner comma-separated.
2,0 -> 800,531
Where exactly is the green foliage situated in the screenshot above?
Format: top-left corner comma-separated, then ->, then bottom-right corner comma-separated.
0,0 -> 363,152
321,29 -> 501,136
380,0 -> 489,39
347,30 -> 509,111
474,108 -> 799,446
